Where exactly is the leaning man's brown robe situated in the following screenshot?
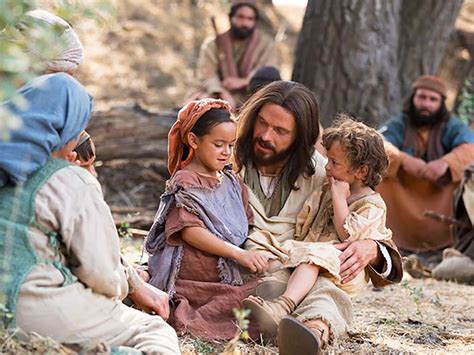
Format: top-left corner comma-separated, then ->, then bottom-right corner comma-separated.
378,141 -> 474,252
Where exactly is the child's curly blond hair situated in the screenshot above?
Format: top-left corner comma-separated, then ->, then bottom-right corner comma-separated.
322,114 -> 388,188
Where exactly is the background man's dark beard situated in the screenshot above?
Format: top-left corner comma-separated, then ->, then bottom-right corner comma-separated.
230,25 -> 254,39
411,105 -> 444,127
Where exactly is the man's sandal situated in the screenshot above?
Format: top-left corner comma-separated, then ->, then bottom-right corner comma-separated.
242,295 -> 296,339
278,316 -> 322,355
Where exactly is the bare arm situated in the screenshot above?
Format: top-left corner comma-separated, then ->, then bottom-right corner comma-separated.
330,177 -> 351,240
181,226 -> 268,273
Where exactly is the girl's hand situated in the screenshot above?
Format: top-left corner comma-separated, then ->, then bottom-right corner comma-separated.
329,177 -> 350,200
235,250 -> 269,273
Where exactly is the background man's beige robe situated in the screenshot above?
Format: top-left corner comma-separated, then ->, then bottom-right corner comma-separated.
196,31 -> 278,105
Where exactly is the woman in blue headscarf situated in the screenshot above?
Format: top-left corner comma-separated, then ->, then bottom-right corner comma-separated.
0,72 -> 92,186
0,73 -> 179,354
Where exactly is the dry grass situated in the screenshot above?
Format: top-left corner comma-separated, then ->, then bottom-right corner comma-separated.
0,329 -> 74,354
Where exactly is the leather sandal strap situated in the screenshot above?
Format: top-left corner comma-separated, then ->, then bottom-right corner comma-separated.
276,295 -> 297,313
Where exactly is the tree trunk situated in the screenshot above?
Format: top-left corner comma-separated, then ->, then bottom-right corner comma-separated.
397,0 -> 463,100
293,0 -> 462,127
292,0 -> 401,127
437,30 -> 473,109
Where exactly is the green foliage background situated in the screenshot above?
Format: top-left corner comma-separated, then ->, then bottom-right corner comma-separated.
454,72 -> 474,125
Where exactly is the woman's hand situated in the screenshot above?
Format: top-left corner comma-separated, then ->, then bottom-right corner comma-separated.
235,250 -> 269,273
128,282 -> 170,320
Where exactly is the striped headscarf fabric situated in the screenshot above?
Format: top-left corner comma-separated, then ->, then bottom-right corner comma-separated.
23,9 -> 84,72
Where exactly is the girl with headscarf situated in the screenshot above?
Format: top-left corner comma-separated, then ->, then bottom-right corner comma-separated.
0,73 -> 180,354
145,98 -> 268,340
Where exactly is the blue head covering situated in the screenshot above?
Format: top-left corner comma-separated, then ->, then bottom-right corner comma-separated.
0,73 -> 93,187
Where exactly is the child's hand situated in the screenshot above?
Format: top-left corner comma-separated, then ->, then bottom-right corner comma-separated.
236,250 -> 269,273
329,177 -> 350,200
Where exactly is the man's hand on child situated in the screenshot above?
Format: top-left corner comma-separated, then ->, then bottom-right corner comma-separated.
236,250 -> 269,273
329,177 -> 350,200
335,240 -> 378,283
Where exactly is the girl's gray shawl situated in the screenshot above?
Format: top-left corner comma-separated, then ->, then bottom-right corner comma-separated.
145,168 -> 249,295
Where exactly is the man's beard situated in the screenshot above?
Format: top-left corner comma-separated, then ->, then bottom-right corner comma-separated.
411,105 -> 444,127
251,137 -> 293,167
230,25 -> 255,39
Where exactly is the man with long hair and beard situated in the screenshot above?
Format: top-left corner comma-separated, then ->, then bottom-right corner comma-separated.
188,0 -> 278,108
379,75 -> 474,274
235,80 -> 402,354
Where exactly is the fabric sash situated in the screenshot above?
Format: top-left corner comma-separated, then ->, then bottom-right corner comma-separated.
215,29 -> 260,79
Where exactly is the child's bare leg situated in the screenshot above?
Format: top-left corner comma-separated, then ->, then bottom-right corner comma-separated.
248,263 -> 319,305
282,263 -> 320,305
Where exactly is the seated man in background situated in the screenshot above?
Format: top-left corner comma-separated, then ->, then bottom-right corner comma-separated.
432,164 -> 474,285
378,75 -> 474,269
188,0 -> 278,108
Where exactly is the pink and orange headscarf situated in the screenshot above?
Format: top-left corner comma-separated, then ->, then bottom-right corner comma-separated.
167,98 -> 232,175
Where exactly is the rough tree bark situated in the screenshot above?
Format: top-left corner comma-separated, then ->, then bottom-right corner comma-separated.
293,0 -> 462,127
437,30 -> 473,108
293,0 -> 401,127
398,0 -> 463,101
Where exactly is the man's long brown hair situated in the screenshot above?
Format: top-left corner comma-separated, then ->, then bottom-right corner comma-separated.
235,80 -> 320,190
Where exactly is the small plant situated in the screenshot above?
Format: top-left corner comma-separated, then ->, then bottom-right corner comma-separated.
117,221 -> 132,239
190,338 -> 215,353
455,74 -> 474,126
430,294 -> 442,308
0,303 -> 13,329
401,281 -> 424,316
222,308 -> 252,354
